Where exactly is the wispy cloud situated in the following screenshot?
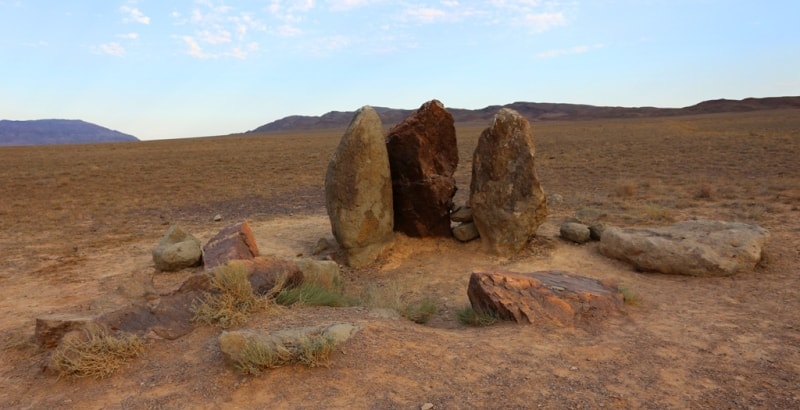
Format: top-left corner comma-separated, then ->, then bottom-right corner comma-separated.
524,12 -> 566,32
117,32 -> 139,40
121,5 -> 150,25
97,42 -> 126,57
536,43 -> 603,59
175,0 -> 265,59
326,0 -> 373,11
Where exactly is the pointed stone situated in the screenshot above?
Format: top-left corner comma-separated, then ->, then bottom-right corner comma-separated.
470,109 -> 547,255
325,106 -> 394,268
386,99 -> 458,237
202,221 -> 260,271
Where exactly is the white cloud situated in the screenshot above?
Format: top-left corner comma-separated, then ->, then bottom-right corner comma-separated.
180,35 -> 211,59
198,28 -> 232,44
118,32 -> 139,40
121,5 -> 150,25
524,12 -> 566,32
326,0 -> 372,11
98,42 -> 126,57
175,1 -> 265,59
536,43 -> 603,59
404,7 -> 448,23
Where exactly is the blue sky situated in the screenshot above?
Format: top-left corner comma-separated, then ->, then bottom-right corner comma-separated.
1,1 -> 798,140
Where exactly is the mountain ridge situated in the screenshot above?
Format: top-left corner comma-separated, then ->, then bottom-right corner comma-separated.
0,119 -> 139,146
248,96 -> 800,133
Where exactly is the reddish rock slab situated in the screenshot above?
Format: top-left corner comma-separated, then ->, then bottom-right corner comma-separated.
203,220 -> 260,271
386,99 -> 458,237
467,270 -> 623,326
35,313 -> 98,349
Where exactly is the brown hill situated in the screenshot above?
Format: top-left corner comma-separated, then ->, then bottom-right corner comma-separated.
248,96 -> 800,133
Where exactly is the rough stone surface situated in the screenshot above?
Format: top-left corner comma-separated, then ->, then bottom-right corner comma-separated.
235,257 -> 304,295
599,220 -> 768,276
295,258 -> 341,290
453,222 -> 480,242
470,108 -> 547,255
35,313 -> 98,348
589,222 -> 607,241
203,221 -> 260,272
450,205 -> 473,223
325,106 -> 394,268
152,225 -> 202,271
386,99 -> 458,238
560,222 -> 591,244
467,270 -> 623,326
219,323 -> 362,367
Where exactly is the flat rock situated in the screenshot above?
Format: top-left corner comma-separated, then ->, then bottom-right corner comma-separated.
203,221 -> 260,272
35,313 -> 98,349
467,270 -> 623,326
470,109 -> 547,255
452,222 -> 480,242
386,99 -> 458,237
599,220 -> 768,276
560,222 -> 591,244
325,106 -> 394,268
152,225 -> 202,271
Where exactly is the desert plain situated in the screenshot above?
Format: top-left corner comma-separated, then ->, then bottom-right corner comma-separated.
1,109 -> 799,409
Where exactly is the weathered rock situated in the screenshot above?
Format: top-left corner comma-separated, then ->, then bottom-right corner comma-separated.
453,222 -> 480,242
599,220 -> 768,276
325,106 -> 394,268
219,323 -> 362,368
470,109 -> 547,255
152,225 -> 202,271
450,205 -> 473,223
35,313 -> 98,348
203,221 -> 260,272
574,207 -> 606,225
588,222 -> 607,241
295,258 -> 341,290
560,222 -> 591,244
235,257 -> 304,295
467,270 -> 623,326
547,193 -> 564,207
386,99 -> 458,238
312,237 -> 332,256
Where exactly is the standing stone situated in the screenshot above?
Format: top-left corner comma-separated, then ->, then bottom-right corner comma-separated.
325,106 -> 394,268
386,99 -> 458,237
470,109 -> 547,255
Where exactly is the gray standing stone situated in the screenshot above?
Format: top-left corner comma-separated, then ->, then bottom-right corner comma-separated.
470,109 -> 548,255
325,106 -> 394,268
599,220 -> 768,276
152,225 -> 202,271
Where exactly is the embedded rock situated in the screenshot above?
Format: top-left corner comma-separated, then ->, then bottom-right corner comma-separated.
470,109 -> 547,255
560,222 -> 591,244
453,222 -> 480,242
386,99 -> 458,237
235,257 -> 304,295
450,205 -> 473,223
325,106 -> 394,268
467,270 -> 623,326
152,225 -> 202,271
35,313 -> 97,349
203,221 -> 260,272
599,220 -> 768,276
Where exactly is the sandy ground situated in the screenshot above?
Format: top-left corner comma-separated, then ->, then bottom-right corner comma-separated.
1,110 -> 799,409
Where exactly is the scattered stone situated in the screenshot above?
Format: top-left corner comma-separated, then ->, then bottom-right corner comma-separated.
467,270 -> 623,326
470,109 -> 547,255
421,404 -> 435,410
219,323 -> 362,367
213,214 -> 223,222
203,221 -> 260,272
312,237 -> 332,256
599,220 -> 768,276
152,225 -> 202,272
452,222 -> 480,243
386,99 -> 459,238
574,207 -> 605,225
560,222 -> 591,244
325,106 -> 394,268
35,313 -> 97,349
588,222 -> 607,241
547,194 -> 564,207
450,205 -> 473,223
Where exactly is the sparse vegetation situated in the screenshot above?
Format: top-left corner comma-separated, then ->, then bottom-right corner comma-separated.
50,324 -> 144,379
618,286 -> 640,305
457,305 -> 501,327
276,282 -> 350,307
400,298 -> 438,324
232,335 -> 336,375
192,262 -> 272,329
615,181 -> 638,198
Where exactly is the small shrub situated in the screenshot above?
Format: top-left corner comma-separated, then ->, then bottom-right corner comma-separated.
640,203 -> 674,222
400,298 -> 438,324
276,282 -> 350,307
192,263 -> 269,329
233,335 -> 335,375
618,286 -> 639,305
614,181 -> 637,198
457,305 -> 500,327
50,324 -> 144,379
694,183 -> 716,200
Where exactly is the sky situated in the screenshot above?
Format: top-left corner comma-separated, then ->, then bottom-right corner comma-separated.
1,1 -> 798,140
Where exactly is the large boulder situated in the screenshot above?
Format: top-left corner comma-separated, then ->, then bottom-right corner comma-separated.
386,99 -> 458,237
599,220 -> 768,276
152,225 -> 202,271
203,221 -> 260,272
470,109 -> 547,255
325,106 -> 394,268
467,270 -> 623,326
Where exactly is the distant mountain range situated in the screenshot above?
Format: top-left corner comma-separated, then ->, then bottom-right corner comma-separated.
0,119 -> 139,146
248,96 -> 800,133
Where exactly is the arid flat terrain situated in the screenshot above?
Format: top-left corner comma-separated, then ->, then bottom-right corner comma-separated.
1,109 -> 799,409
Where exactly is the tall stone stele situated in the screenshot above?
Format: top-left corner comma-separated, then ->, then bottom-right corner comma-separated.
325,106 -> 394,268
386,99 -> 458,237
470,108 -> 547,255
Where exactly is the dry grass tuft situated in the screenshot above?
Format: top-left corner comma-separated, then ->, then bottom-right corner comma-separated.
456,305 -> 501,327
694,183 -> 716,200
276,282 -> 351,307
192,262 -> 274,329
400,298 -> 438,324
614,181 -> 638,198
618,286 -> 640,305
233,335 -> 335,375
50,324 -> 144,379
